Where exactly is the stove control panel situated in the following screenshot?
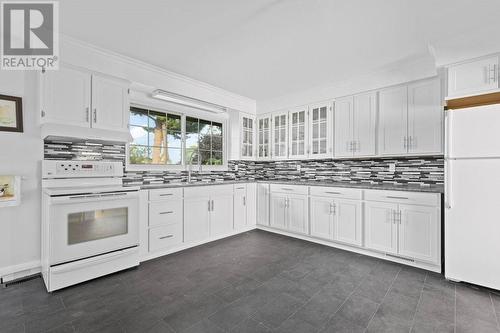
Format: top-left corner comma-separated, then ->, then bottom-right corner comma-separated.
42,160 -> 123,178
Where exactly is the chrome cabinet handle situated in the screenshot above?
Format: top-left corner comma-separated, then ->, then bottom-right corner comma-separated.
93,109 -> 97,123
391,210 -> 396,224
325,191 -> 341,195
403,136 -> 407,149
332,203 -> 336,215
398,211 -> 402,224
208,200 -> 211,211
243,196 -> 246,206
211,200 -> 214,211
159,235 -> 173,239
159,193 -> 173,197
281,188 -> 293,191
386,196 -> 409,200
159,211 -> 173,215
85,107 -> 90,122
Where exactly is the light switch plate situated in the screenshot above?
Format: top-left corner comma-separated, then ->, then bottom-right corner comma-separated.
388,163 -> 396,172
234,165 -> 239,171
296,164 -> 301,172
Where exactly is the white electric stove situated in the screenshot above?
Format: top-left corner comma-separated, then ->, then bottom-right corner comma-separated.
41,160 -> 140,292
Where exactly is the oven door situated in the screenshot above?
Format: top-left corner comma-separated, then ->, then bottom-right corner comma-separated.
48,191 -> 139,265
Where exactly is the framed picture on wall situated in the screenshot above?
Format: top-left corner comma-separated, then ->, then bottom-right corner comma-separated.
0,94 -> 23,133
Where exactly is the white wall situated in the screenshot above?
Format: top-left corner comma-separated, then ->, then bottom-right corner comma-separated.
257,53 -> 438,114
0,36 -> 256,278
0,71 -> 43,277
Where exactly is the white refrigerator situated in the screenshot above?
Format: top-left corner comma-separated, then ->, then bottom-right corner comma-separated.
445,103 -> 500,290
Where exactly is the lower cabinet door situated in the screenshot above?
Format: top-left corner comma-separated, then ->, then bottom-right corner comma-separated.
270,193 -> 287,230
234,187 -> 247,230
310,196 -> 334,240
287,194 -> 308,234
334,199 -> 362,246
210,194 -> 234,238
364,201 -> 398,254
184,196 -> 210,244
149,224 -> 183,252
257,184 -> 270,226
398,204 -> 439,264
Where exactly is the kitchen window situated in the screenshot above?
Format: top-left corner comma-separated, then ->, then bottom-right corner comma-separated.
129,107 -> 182,165
128,107 -> 225,168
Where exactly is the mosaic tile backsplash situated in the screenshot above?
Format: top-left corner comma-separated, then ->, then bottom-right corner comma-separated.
44,138 -> 444,186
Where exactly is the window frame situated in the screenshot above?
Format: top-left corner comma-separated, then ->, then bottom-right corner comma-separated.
126,103 -> 228,172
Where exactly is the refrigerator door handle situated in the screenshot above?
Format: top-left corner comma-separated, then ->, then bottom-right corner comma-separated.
445,160 -> 452,209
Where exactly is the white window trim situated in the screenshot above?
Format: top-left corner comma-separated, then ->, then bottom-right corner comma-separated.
126,102 -> 229,172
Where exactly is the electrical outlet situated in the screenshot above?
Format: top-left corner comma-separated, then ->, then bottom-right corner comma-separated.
234,165 -> 239,171
296,164 -> 301,172
388,163 -> 396,172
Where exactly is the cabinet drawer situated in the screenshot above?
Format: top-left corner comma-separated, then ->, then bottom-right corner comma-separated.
364,190 -> 440,206
184,184 -> 233,198
309,186 -> 362,200
270,184 -> 308,195
149,188 -> 183,201
149,200 -> 183,227
149,224 -> 183,252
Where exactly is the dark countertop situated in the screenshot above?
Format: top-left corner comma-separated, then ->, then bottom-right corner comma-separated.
131,179 -> 443,193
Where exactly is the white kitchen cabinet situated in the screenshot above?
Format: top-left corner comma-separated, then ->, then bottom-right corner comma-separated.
270,189 -> 308,234
184,196 -> 210,244
289,106 -> 308,159
257,183 -> 270,226
287,194 -> 308,234
364,201 -> 398,254
335,93 -> 377,158
40,64 -> 130,133
309,102 -> 332,158
407,79 -> 442,155
234,185 -> 247,230
447,55 -> 499,98
398,204 -> 439,264
379,85 -> 408,156
210,193 -> 234,238
40,64 -> 91,127
334,97 -> 353,158
184,185 -> 234,243
91,73 -> 130,132
257,115 -> 272,160
246,183 -> 257,227
272,111 -> 289,159
270,192 -> 288,230
310,196 -> 335,240
310,196 -> 362,246
334,199 -> 362,246
379,78 -> 442,156
240,114 -> 256,160
149,224 -> 183,252
353,92 -> 377,157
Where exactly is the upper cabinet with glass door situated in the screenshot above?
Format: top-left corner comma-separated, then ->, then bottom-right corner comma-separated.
289,106 -> 308,159
257,114 -> 271,160
272,111 -> 289,160
240,114 -> 255,160
308,102 -> 333,159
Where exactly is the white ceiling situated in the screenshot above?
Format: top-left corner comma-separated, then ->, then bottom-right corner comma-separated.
60,0 -> 500,100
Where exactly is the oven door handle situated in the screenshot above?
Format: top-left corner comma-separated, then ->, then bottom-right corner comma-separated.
50,191 -> 139,204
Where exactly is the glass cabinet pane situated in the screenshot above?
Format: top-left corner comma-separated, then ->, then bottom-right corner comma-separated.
68,208 -> 128,245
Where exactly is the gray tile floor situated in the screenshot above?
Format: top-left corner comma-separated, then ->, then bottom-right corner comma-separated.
2,230 -> 500,333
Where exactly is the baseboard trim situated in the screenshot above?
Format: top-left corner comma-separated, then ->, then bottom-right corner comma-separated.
256,225 -> 441,273
0,261 -> 41,283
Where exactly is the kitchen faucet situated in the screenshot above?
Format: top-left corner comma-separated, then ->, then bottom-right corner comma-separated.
187,151 -> 201,183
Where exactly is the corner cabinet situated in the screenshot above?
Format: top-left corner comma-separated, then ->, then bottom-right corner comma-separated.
335,92 -> 377,158
40,64 -> 130,133
379,78 -> 442,156
447,55 -> 499,98
257,115 -> 272,160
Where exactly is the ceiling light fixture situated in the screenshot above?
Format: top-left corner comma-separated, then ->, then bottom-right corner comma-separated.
151,89 -> 227,114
